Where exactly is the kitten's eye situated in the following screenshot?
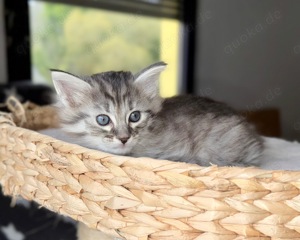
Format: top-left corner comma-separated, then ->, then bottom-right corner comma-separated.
96,114 -> 110,126
129,111 -> 141,123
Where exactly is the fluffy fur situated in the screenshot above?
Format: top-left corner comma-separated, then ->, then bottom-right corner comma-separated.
51,62 -> 263,167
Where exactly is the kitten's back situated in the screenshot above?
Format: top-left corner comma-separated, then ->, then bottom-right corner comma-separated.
160,95 -> 238,118
136,95 -> 263,166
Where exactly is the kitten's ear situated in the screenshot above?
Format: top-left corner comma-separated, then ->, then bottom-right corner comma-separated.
134,62 -> 167,98
51,70 -> 92,108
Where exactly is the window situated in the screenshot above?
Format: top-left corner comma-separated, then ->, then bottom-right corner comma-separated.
29,1 -> 181,97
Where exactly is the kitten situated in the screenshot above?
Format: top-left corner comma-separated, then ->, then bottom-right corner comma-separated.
51,62 -> 263,167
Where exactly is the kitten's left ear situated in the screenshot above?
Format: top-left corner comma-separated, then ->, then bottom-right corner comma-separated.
134,62 -> 167,98
51,70 -> 92,108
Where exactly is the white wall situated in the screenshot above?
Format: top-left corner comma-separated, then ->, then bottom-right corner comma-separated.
195,0 -> 300,140
0,0 -> 7,84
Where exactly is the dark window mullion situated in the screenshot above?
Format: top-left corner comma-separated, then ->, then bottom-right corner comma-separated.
181,0 -> 197,94
4,0 -> 31,82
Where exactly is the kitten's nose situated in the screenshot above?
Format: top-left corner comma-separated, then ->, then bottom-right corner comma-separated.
119,137 -> 129,144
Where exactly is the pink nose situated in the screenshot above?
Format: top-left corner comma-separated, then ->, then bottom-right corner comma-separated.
119,137 -> 129,144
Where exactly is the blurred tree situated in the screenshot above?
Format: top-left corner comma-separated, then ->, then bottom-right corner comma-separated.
31,3 -> 160,84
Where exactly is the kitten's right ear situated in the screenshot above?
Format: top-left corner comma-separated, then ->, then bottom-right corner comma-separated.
134,62 -> 167,98
51,70 -> 91,108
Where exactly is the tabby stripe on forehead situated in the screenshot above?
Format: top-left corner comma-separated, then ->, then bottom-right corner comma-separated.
61,113 -> 89,124
115,87 -> 122,107
122,91 -> 133,109
94,80 -> 115,105
104,92 -> 116,105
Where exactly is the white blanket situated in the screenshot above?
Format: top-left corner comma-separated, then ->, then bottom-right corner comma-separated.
260,137 -> 300,170
39,129 -> 300,171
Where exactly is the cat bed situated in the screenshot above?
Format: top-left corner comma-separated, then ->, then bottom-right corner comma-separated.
1,97 -> 300,239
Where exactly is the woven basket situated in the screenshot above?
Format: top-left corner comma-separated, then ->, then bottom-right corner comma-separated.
1,97 -> 300,240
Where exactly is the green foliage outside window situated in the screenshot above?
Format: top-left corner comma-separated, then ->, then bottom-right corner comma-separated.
30,2 -> 161,84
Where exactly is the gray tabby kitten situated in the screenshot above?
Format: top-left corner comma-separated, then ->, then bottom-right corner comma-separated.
51,62 -> 263,167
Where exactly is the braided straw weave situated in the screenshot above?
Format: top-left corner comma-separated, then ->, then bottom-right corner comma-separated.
1,97 -> 300,240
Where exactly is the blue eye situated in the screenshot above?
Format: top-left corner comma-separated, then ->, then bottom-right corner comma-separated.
96,115 -> 110,126
129,111 -> 141,123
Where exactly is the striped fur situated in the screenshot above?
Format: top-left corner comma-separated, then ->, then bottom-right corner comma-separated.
51,62 -> 263,167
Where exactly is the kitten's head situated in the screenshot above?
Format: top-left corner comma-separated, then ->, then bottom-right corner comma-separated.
51,62 -> 166,155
